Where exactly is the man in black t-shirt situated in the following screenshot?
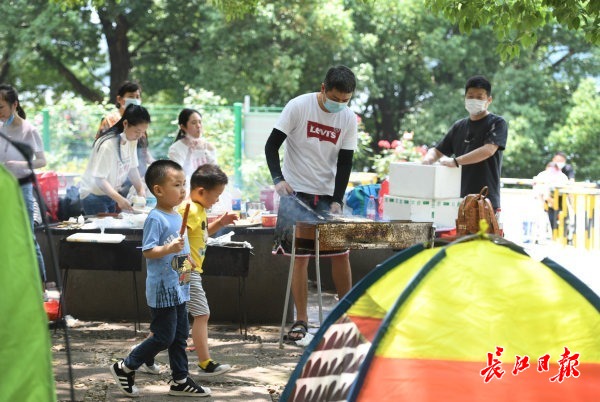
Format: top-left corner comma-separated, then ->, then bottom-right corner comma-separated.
422,75 -> 508,210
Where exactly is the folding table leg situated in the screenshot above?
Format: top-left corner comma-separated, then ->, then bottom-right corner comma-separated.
238,277 -> 243,336
240,277 -> 247,339
315,228 -> 323,324
132,267 -> 140,335
279,225 -> 296,348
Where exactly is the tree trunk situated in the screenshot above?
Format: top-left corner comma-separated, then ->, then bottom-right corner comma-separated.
0,51 -> 10,83
98,8 -> 132,104
376,97 -> 398,141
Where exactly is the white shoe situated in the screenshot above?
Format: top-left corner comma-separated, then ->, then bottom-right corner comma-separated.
197,360 -> 232,377
139,362 -> 161,375
130,343 -> 161,375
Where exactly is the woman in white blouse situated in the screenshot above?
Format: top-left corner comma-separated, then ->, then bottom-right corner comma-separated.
168,108 -> 216,189
79,105 -> 149,215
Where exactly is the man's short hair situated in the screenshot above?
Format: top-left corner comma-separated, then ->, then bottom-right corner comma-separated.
190,164 -> 228,191
145,160 -> 183,195
323,65 -> 356,94
554,151 -> 567,159
465,75 -> 492,96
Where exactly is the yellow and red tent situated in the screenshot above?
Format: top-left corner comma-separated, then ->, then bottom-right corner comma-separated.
281,238 -> 600,401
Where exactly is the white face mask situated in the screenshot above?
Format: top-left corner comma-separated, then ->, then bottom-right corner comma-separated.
556,162 -> 565,169
124,98 -> 141,108
465,98 -> 488,115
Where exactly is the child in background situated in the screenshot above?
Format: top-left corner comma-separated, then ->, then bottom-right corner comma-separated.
109,160 -> 210,397
180,164 -> 237,377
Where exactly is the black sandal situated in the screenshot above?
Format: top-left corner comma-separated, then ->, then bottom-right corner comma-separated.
285,320 -> 308,342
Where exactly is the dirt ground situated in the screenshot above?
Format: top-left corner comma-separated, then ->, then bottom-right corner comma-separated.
51,290 -> 338,402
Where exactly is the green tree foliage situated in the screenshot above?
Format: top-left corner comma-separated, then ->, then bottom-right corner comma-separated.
1,0 -> 104,100
391,20 -> 598,179
4,0 -> 598,182
426,0 -> 600,59
19,0 -> 351,106
347,0 -> 442,140
167,0 -> 353,106
547,78 -> 600,181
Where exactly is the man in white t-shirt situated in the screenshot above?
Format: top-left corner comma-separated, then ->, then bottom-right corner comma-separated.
265,65 -> 358,342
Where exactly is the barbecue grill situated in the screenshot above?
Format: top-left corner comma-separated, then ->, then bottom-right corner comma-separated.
279,219 -> 435,347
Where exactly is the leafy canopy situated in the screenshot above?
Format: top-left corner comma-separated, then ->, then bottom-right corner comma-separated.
426,0 -> 600,59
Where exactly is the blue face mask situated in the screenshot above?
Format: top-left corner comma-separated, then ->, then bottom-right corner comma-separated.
3,113 -> 15,126
124,98 -> 141,108
323,95 -> 349,113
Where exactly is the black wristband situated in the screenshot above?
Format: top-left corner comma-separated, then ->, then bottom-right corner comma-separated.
273,176 -> 285,185
453,157 -> 459,167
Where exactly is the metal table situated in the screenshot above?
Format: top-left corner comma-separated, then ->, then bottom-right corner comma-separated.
203,244 -> 252,337
53,224 -> 252,335
59,236 -> 143,333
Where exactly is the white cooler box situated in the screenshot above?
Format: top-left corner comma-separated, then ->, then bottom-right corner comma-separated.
389,162 -> 461,199
383,195 -> 462,228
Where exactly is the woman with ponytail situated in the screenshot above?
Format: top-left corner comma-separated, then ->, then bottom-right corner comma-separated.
96,80 -> 154,178
79,104 -> 150,215
168,108 -> 216,190
0,84 -> 48,281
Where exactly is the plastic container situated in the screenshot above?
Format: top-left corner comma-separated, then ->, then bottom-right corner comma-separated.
231,186 -> 242,212
366,195 -> 377,220
260,187 -> 276,211
389,162 -> 461,198
146,194 -> 157,208
261,214 -> 278,227
378,178 -> 389,218
37,171 -> 60,221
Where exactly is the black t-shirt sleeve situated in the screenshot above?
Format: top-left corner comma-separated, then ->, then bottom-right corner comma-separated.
435,120 -> 462,156
264,128 -> 287,184
485,116 -> 508,151
333,149 -> 354,204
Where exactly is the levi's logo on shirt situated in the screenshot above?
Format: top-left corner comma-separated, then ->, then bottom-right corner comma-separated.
307,121 -> 341,145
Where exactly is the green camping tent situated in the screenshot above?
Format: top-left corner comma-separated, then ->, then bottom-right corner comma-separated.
0,165 -> 56,401
282,237 -> 600,401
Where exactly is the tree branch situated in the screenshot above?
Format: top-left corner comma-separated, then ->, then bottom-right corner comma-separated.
551,48 -> 575,69
35,45 -> 103,103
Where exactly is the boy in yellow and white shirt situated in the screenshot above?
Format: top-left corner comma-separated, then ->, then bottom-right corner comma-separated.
178,164 -> 237,377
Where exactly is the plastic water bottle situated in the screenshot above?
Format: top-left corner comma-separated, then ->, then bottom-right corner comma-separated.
495,209 -> 504,237
366,195 -> 377,220
146,193 -> 157,208
231,186 -> 242,215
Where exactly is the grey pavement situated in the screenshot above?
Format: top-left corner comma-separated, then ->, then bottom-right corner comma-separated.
52,290 -> 339,402
52,242 -> 598,401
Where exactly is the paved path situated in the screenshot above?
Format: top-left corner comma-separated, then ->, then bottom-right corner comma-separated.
52,243 -> 598,401
52,291 -> 339,401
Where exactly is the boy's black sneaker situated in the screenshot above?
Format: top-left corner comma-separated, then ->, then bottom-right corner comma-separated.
109,360 -> 139,397
168,377 -> 211,397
